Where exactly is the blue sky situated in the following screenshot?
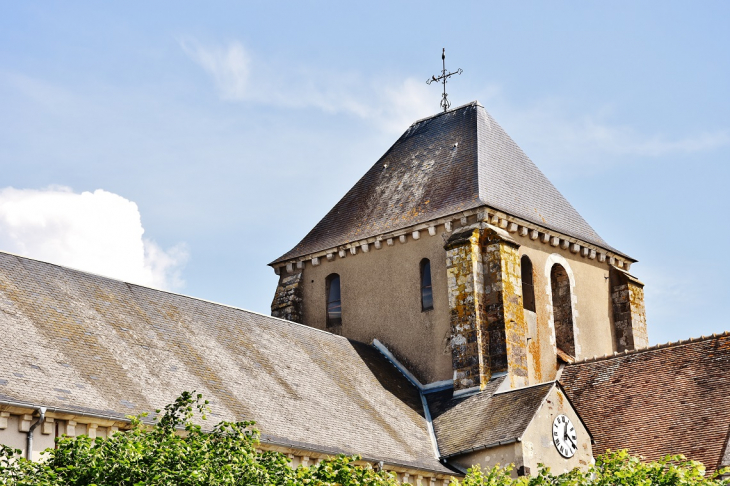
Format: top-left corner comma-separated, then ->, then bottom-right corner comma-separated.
1,1 -> 728,345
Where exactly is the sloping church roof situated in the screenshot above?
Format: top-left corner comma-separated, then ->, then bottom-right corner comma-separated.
0,251 -> 449,474
426,377 -> 554,458
560,333 -> 730,473
273,101 -> 623,265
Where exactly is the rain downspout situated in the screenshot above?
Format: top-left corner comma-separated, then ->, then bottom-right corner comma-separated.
26,407 -> 46,460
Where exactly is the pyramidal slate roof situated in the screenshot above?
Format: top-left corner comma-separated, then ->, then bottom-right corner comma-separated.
0,251 -> 449,474
273,101 -> 624,265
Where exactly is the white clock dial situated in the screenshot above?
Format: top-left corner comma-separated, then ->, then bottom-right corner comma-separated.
552,414 -> 577,458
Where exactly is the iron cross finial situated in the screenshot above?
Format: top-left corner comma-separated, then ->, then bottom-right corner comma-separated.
426,48 -> 463,113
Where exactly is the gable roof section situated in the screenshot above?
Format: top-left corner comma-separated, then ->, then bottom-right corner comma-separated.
0,251 -> 448,474
560,333 -> 730,473
273,101 -> 621,265
426,378 -> 554,458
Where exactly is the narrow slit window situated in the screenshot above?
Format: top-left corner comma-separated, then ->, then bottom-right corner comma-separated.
421,259 -> 433,311
521,255 -> 536,313
326,274 -> 342,327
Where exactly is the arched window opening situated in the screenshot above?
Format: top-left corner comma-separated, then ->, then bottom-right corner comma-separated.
521,255 -> 536,313
326,274 -> 342,328
550,264 -> 576,358
421,259 -> 433,311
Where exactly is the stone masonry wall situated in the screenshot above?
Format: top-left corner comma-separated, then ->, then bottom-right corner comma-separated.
445,227 -> 488,391
610,266 -> 648,352
482,227 -> 529,389
445,224 -> 529,391
271,271 -> 304,323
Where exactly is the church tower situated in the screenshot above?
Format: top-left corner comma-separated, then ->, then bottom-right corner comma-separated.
269,101 -> 647,393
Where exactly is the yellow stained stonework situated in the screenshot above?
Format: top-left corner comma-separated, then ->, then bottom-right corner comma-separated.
445,224 -> 529,391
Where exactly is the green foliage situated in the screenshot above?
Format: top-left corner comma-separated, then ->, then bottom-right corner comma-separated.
0,392 -> 726,486
454,450 -> 729,486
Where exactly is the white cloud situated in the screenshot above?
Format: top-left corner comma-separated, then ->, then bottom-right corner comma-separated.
0,187 -> 188,290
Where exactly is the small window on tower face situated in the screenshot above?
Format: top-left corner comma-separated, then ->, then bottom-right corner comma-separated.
521,255 -> 536,313
326,274 -> 342,328
421,259 -> 433,311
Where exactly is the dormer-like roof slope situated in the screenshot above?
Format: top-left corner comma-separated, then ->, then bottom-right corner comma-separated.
560,333 -> 730,473
426,377 -> 555,458
0,251 -> 449,474
273,101 -> 622,265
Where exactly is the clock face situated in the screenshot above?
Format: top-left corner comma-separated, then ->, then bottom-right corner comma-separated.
552,414 -> 577,458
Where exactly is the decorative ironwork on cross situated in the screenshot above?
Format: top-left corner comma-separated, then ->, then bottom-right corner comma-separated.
426,48 -> 463,113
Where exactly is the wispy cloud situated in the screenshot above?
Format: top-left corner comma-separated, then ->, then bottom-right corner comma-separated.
0,187 -> 189,290
181,39 -> 730,160
492,99 -> 730,168
180,39 -> 435,133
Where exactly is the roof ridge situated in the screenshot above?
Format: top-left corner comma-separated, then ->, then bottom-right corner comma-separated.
408,100 -> 481,126
568,331 -> 730,366
0,249 -> 342,340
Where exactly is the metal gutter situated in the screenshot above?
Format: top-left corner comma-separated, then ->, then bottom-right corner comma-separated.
371,339 -> 443,460
25,407 -> 46,460
0,398 -> 138,425
257,435 -> 453,477
441,438 -> 519,459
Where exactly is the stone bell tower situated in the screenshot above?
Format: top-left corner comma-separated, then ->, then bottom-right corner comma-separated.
269,101 -> 647,390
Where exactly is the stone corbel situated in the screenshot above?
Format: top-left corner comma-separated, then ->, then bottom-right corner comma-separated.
42,417 -> 54,435
0,412 -> 9,429
66,421 -> 77,437
19,414 -> 33,433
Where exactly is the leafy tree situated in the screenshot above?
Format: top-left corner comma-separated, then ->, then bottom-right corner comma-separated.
0,392 -> 726,486
454,450 -> 729,486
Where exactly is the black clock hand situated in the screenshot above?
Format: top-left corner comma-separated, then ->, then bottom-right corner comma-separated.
567,435 -> 577,449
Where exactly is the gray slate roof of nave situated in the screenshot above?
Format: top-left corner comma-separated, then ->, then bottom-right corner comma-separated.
426,377 -> 554,458
0,251 -> 449,474
273,101 -> 628,265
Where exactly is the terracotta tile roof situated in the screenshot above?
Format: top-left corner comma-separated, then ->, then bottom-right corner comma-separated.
427,378 -> 554,457
560,333 -> 730,473
0,251 -> 449,474
272,102 -> 627,265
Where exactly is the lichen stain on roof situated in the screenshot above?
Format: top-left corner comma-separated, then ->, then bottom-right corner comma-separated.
273,102 -> 624,265
0,251 -> 448,473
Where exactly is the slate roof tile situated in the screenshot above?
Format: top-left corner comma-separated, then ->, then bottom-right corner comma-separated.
273,102 -> 627,265
428,378 -> 554,457
0,251 -> 448,474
